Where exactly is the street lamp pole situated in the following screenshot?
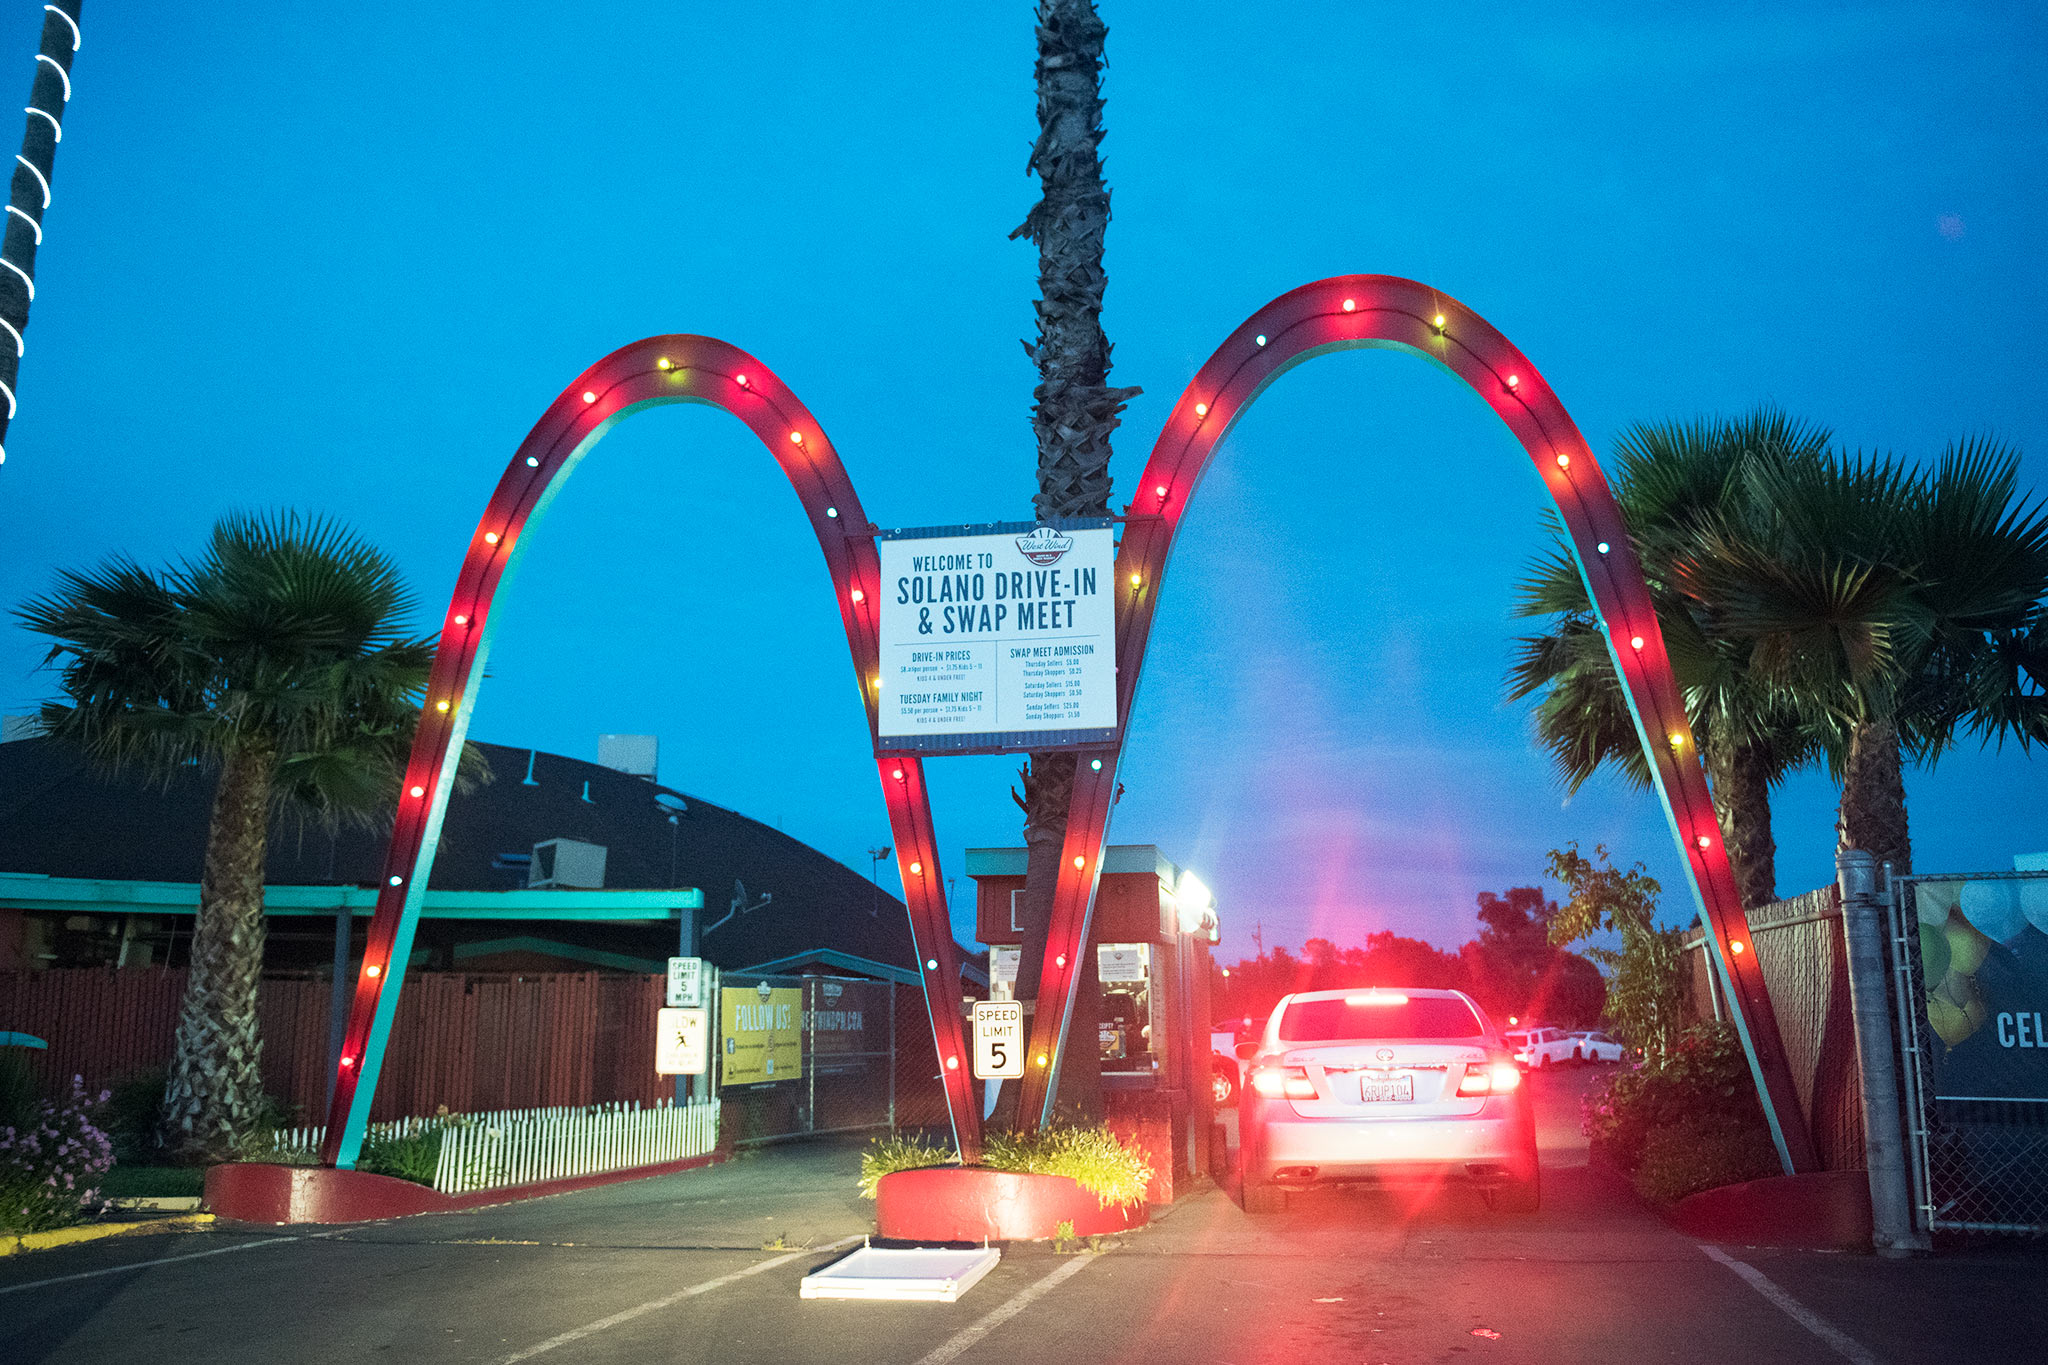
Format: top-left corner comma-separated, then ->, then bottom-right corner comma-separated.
867,845 -> 891,918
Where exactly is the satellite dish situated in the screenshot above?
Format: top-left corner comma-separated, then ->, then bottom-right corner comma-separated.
654,792 -> 689,814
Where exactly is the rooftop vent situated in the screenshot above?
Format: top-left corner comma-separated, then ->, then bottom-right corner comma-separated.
530,838 -> 607,889
598,734 -> 658,780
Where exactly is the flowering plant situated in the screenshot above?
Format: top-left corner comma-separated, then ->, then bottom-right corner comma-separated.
0,1075 -> 115,1234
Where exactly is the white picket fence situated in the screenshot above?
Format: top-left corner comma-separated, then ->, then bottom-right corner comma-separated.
260,1098 -> 721,1196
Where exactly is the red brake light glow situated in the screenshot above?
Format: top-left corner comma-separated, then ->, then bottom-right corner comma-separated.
1251,1065 -> 1317,1100
1345,992 -> 1409,1006
1458,1061 -> 1525,1097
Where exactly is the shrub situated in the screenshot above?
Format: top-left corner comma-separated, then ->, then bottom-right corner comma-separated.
1583,1022 -> 1767,1173
97,1069 -> 169,1166
1632,1115 -> 1780,1204
0,1076 -> 115,1234
356,1125 -> 446,1186
0,1053 -> 37,1131
859,1123 -> 1156,1209
858,1132 -> 952,1198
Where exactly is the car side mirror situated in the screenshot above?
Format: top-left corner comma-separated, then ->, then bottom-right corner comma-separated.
1234,1040 -> 1260,1061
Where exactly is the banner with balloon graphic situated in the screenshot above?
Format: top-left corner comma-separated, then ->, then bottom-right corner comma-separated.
1909,871 -> 2048,1103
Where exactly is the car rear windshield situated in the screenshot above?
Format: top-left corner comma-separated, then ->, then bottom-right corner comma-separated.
1278,996 -> 1484,1042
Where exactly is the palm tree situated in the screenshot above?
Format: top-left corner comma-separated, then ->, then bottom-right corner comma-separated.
1509,411 -> 1830,908
1003,0 -> 1140,1124
16,511 -> 477,1160
1676,438 -> 2048,874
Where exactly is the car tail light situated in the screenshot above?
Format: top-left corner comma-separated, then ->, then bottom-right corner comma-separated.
1251,1065 -> 1316,1100
1457,1062 -> 1525,1096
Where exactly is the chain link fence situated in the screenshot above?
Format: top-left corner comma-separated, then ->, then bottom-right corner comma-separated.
1892,871 -> 2048,1235
715,974 -> 903,1145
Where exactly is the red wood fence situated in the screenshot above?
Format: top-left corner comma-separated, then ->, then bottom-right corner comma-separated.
0,968 -> 670,1123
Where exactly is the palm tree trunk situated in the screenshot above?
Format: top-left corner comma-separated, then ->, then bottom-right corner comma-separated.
1704,729 -> 1778,910
1005,0 -> 1135,1129
161,741 -> 274,1160
1836,714 -> 1912,875
0,2 -> 82,466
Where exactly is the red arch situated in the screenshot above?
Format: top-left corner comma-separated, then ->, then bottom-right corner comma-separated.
1013,276 -> 1816,1172
318,337 -> 983,1166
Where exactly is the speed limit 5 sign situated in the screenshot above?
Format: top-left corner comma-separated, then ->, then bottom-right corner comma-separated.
972,1000 -> 1025,1079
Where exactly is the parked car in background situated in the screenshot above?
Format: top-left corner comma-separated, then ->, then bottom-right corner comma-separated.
1211,1019 -> 1253,1106
1502,1025 -> 1577,1070
1567,1030 -> 1625,1063
1237,988 -> 1538,1215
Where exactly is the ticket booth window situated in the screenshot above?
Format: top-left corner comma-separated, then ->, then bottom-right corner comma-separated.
1098,942 -> 1156,1073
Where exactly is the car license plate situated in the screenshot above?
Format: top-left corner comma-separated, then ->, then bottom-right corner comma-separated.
1358,1075 -> 1414,1103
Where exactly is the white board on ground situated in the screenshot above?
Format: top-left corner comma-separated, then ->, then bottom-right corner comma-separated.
799,1244 -> 1002,1302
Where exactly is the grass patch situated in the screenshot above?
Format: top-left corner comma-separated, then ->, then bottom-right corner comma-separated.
99,1164 -> 207,1199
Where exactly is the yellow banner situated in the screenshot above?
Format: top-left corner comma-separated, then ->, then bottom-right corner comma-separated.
721,986 -> 803,1086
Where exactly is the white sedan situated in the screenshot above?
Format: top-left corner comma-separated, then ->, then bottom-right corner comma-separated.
1566,1030 -> 1626,1063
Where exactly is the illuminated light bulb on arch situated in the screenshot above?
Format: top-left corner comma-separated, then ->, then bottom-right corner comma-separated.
826,506 -> 839,519
850,588 -> 865,603
1194,402 -> 1208,417
1669,733 -> 1685,749
365,964 -> 381,978
1730,940 -> 1747,955
1506,374 -> 1521,390
789,431 -> 802,444
453,614 -> 468,625
388,875 -> 403,886
1596,542 -> 1610,555
1254,334 -> 1267,346
435,700 -> 450,712
1035,1054 -> 1048,1067
409,785 -> 425,797
892,768 -> 904,780
1697,834 -> 1713,849
1342,298 -> 1356,312
909,861 -> 922,875
525,456 -> 539,468
925,958 -> 938,971
340,1055 -> 355,1067
1155,484 -> 1167,498
734,373 -> 749,388
484,532 -> 500,544
1555,453 -> 1570,469
1629,635 -> 1645,650
1073,855 -> 1085,869
946,1056 -> 959,1070
656,357 -> 672,370
1055,954 -> 1067,968
581,391 -> 597,404
1129,572 -> 1142,587
1433,313 -> 1446,330
1090,759 -> 1102,771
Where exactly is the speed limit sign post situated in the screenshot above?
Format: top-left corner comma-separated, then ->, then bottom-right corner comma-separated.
972,1000 -> 1025,1079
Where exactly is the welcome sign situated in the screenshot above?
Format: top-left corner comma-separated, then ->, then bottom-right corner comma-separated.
875,521 -> 1118,753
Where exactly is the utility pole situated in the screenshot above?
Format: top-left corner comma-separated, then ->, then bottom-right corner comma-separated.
1838,849 -> 1929,1254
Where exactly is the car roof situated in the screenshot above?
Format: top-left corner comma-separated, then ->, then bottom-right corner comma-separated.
1277,987 -> 1472,1004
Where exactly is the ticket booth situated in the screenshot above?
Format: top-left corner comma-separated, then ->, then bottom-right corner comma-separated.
966,843 -> 1222,1198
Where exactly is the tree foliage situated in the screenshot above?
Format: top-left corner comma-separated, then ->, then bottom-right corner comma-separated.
1545,844 -> 1688,1058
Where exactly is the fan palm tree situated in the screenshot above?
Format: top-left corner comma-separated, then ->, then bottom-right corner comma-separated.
1003,0 -> 1140,1125
1676,438 -> 2048,874
17,511 -> 481,1160
1508,411 -> 1831,908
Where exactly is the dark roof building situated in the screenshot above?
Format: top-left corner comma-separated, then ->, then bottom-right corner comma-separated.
0,737 -> 967,984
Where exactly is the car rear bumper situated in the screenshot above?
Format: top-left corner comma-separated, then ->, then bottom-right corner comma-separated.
1246,1097 -> 1535,1185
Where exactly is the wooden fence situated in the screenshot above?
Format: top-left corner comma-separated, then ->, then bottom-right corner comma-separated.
0,968 -> 671,1123
1685,885 -> 1866,1172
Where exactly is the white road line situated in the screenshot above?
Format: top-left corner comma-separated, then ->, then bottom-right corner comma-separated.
1699,1243 -> 1881,1365
912,1252 -> 1101,1365
498,1235 -> 864,1364
0,1231 -> 335,1296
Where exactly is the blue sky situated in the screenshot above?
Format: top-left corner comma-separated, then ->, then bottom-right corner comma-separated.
1,2 -> 2043,956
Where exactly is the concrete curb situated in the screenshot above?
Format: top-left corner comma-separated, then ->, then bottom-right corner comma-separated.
0,1213 -> 215,1257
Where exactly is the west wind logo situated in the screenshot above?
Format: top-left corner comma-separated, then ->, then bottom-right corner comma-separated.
1015,526 -> 1074,566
